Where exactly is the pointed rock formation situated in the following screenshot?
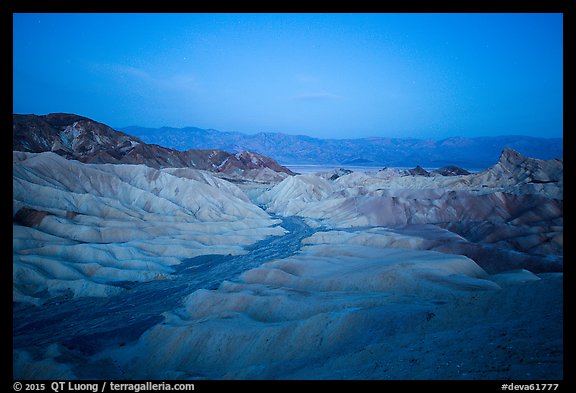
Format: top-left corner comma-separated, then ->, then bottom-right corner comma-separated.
468,148 -> 563,199
431,165 -> 471,176
406,165 -> 431,177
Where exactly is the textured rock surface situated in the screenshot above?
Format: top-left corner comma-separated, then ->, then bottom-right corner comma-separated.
258,149 -> 563,272
93,233 -> 561,380
13,151 -> 285,304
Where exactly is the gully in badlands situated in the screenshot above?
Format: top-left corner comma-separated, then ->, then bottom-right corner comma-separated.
13,145 -> 562,380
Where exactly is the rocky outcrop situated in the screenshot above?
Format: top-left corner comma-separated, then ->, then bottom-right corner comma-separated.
468,148 -> 563,199
405,165 -> 431,177
217,151 -> 294,175
431,165 -> 471,176
13,113 -> 293,176
13,113 -> 143,159
328,168 -> 353,180
476,148 -> 563,184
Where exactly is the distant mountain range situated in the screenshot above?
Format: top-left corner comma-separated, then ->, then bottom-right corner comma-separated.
121,126 -> 563,170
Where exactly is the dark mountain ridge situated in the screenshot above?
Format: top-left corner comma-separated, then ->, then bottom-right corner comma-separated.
13,114 -> 294,176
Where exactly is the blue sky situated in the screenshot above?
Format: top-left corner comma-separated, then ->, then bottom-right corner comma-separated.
13,13 -> 563,139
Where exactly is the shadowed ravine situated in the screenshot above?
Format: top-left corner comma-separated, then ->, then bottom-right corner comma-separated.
13,215 -> 315,363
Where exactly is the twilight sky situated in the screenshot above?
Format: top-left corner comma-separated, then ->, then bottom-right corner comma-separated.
13,13 -> 563,139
